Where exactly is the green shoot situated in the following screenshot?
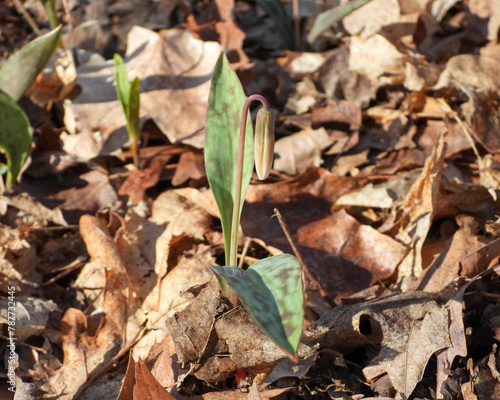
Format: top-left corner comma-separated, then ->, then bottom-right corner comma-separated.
113,54 -> 141,168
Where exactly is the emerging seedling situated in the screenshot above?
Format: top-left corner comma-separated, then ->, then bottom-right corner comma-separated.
205,52 -> 303,361
0,26 -> 62,188
113,54 -> 141,168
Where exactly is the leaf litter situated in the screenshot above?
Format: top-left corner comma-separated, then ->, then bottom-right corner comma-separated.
1,1 -> 500,399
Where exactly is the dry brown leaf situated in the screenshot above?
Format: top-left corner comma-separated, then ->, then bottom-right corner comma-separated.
433,54 -> 500,92
134,359 -> 176,400
416,216 -> 482,292
80,215 -> 128,334
472,345 -> 500,399
118,155 -> 171,205
63,27 -> 222,159
13,376 -> 46,400
0,296 -> 57,342
166,280 -> 312,383
0,224 -> 39,293
383,301 -> 451,398
395,131 -> 447,290
243,167 -> 361,248
201,387 -> 288,400
26,48 -> 78,106
6,169 -> 118,226
311,100 -> 362,130
461,90 -> 500,153
284,78 -> 321,115
214,0 -> 249,67
296,209 -> 408,298
436,279 -> 470,398
46,308 -> 89,400
303,288 -> 449,398
342,0 -> 400,38
171,150 -> 206,187
317,46 -> 373,108
273,128 -> 333,175
349,34 -> 407,85
467,0 -> 500,41
277,51 -> 326,78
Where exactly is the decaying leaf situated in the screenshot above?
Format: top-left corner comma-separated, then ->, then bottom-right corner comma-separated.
395,131 -> 447,290
296,209 -> 407,298
273,128 -> 332,175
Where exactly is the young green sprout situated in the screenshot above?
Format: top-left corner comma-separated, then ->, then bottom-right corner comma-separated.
114,54 -> 141,168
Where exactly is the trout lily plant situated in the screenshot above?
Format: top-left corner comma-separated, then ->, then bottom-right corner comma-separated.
205,52 -> 303,361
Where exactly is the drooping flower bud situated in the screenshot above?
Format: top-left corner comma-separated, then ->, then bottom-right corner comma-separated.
254,108 -> 275,180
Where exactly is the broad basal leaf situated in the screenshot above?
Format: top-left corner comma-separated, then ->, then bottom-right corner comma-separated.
0,25 -> 62,102
209,254 -> 303,360
0,91 -> 33,188
205,52 -> 253,264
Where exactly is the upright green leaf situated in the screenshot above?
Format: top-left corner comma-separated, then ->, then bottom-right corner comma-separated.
0,91 -> 33,188
307,0 -> 372,43
209,254 -> 303,360
113,54 -> 131,119
0,26 -> 62,101
205,52 -> 254,265
127,77 -> 141,142
40,0 -> 59,30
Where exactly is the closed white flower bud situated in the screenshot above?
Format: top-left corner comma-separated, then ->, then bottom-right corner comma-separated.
254,109 -> 275,180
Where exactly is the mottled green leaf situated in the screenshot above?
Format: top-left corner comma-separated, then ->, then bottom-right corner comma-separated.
205,52 -> 254,265
0,91 -> 33,188
307,0 -> 372,43
0,26 -> 62,101
209,254 -> 303,360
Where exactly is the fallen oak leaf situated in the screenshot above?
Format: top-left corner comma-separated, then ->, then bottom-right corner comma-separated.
395,130 -> 447,290
14,376 -> 47,400
134,358 -> 176,400
118,154 -> 170,204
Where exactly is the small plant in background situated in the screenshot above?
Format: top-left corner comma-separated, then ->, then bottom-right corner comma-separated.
307,0 -> 372,43
0,26 -> 62,188
205,52 -> 303,361
113,53 -> 141,168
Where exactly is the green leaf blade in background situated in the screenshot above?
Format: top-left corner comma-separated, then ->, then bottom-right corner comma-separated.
127,77 -> 141,142
0,25 -> 62,102
209,254 -> 304,360
307,0 -> 372,43
0,91 -> 33,188
113,53 -> 132,120
205,52 -> 254,265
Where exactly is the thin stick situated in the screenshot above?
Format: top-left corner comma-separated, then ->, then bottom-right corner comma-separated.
292,0 -> 301,50
12,0 -> 42,36
238,237 -> 252,269
273,208 -> 334,307
40,256 -> 88,287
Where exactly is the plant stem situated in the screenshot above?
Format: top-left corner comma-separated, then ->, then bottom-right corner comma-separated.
229,94 -> 270,270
